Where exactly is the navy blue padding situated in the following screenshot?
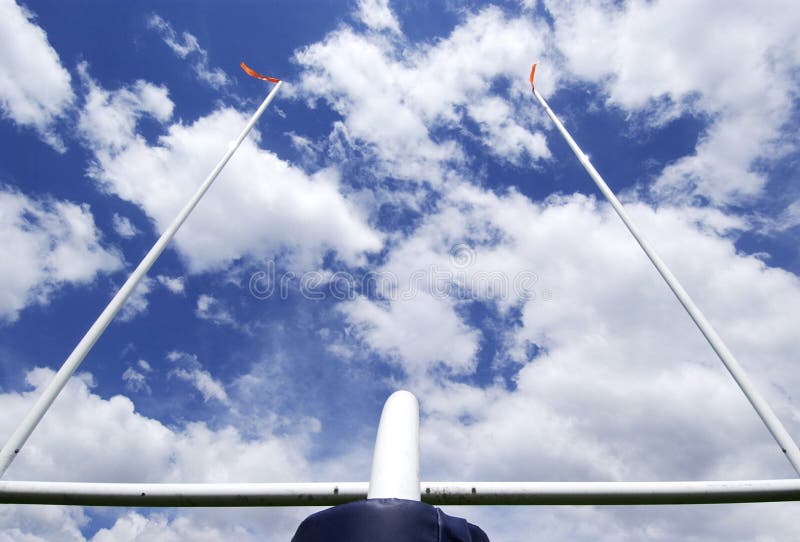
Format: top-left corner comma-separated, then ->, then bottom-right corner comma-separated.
291,498 -> 490,542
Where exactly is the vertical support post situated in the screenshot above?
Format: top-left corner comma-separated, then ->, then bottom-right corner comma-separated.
0,80 -> 283,478
367,390 -> 421,500
529,65 -> 800,476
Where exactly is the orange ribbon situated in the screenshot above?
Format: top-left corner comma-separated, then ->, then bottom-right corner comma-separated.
240,62 -> 280,83
529,64 -> 537,89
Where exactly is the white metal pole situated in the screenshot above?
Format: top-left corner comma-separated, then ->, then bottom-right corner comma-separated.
367,390 -> 421,500
0,81 -> 283,478
421,479 -> 800,505
529,71 -> 800,476
1,479 -> 799,506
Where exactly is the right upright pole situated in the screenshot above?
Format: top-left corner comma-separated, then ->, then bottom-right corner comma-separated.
528,64 -> 800,476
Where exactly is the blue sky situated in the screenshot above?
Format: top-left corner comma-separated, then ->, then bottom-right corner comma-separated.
1,0 -> 800,539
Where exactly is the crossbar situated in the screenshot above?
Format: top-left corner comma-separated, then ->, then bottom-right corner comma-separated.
2,479 -> 800,507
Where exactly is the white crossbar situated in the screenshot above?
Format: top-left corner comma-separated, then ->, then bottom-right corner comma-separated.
2,479 -> 799,506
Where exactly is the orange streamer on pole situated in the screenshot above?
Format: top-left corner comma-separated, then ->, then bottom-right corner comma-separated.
240,62 -> 281,83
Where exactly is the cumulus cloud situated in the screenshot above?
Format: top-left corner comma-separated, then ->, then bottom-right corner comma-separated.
0,186 -> 122,322
91,512 -> 277,542
0,504 -> 87,542
156,274 -> 185,294
0,367 -> 318,540
195,294 -> 236,328
289,9 -> 800,538
285,130 -> 320,168
461,503 -> 800,542
4,3 -> 800,541
77,68 -> 382,273
167,350 -> 229,403
123,358 -> 154,394
147,14 -> 230,89
468,94 -> 549,163
0,368 -> 314,482
172,367 -> 228,403
334,182 -> 800,538
122,366 -> 150,394
0,0 -> 74,149
111,213 -> 139,239
294,6 -> 552,185
544,0 -> 800,206
117,276 -> 154,322
77,62 -> 173,153
342,293 -> 480,377
355,0 -> 401,34
755,199 -> 800,235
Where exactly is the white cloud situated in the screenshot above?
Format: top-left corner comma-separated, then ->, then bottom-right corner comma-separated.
164,351 -> 182,362
0,367 -> 317,540
468,95 -> 550,165
195,294 -> 235,328
1,368 -> 245,481
286,131 -> 315,154
0,0 -> 74,149
147,14 -> 230,89
0,504 -> 87,542
335,183 -> 800,538
78,70 -> 382,273
459,503 -> 800,542
544,0 -> 800,206
355,0 -> 401,34
90,510 -> 312,542
284,130 -> 320,168
300,3 -> 800,535
3,3 -> 799,541
122,367 -> 150,394
341,293 -> 480,377
77,63 -> 173,154
167,350 -> 228,403
156,274 -> 185,294
293,6 -> 552,184
3,176 -> 799,541
146,14 -> 197,58
755,200 -> 800,235
0,186 -> 122,323
116,277 -> 153,323
172,367 -> 228,403
111,213 -> 139,239
91,513 -> 253,542
137,359 -> 152,372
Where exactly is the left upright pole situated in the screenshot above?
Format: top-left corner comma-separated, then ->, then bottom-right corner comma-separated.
0,79 -> 283,478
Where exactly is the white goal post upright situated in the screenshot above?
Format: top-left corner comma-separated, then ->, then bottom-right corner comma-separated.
367,390 -> 421,501
0,73 -> 283,478
528,64 -> 800,476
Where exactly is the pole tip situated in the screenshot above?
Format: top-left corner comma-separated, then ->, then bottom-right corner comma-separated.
529,63 -> 537,89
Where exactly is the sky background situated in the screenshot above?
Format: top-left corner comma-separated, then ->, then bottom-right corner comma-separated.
1,0 -> 800,540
